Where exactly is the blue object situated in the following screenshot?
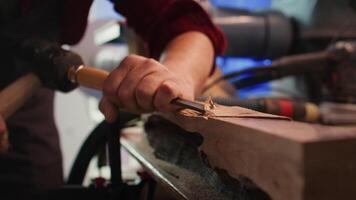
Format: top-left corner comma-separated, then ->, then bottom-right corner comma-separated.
211,0 -> 273,98
210,0 -> 271,11
216,57 -> 272,99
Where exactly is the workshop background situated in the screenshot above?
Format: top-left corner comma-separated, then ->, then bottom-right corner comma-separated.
55,0 -> 317,180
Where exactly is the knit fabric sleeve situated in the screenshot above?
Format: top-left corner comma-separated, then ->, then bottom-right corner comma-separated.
111,0 -> 226,58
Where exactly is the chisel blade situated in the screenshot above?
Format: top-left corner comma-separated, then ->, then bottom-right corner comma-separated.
171,98 -> 206,114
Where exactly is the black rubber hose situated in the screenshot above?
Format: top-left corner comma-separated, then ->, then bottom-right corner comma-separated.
67,121 -> 109,185
204,50 -> 339,91
67,112 -> 138,185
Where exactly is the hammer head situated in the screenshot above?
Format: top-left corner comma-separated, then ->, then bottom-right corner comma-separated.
20,39 -> 83,92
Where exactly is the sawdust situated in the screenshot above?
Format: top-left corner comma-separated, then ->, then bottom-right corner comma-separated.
177,97 -> 217,119
177,98 -> 290,121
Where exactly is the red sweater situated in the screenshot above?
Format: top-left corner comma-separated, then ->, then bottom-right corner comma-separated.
22,0 -> 226,58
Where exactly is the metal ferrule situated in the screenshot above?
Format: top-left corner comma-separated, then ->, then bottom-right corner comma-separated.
68,65 -> 84,83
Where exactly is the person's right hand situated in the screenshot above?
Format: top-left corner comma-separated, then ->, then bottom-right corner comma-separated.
0,115 -> 9,153
99,55 -> 194,122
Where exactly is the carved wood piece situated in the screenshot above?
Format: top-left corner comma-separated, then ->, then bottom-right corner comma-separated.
163,104 -> 356,200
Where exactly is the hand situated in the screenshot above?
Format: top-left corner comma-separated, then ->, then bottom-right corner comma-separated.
0,115 -> 9,153
99,54 -> 195,122
0,115 -> 5,133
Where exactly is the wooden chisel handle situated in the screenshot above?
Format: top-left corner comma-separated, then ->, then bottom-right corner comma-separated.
68,65 -> 109,90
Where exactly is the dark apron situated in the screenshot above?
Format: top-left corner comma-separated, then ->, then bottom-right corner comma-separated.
0,0 -> 63,198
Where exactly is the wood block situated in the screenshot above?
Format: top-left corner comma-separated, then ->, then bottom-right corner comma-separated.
162,104 -> 356,200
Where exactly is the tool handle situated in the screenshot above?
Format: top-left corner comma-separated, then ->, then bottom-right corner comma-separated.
74,66 -> 109,90
0,73 -> 42,119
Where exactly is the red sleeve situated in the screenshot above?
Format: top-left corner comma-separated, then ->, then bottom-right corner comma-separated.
21,0 -> 94,45
60,0 -> 93,45
112,0 -> 226,59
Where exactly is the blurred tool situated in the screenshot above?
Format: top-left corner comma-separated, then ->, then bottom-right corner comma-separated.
198,97 -> 319,122
205,42 -> 349,90
214,11 -> 292,59
319,102 -> 356,125
204,41 -> 356,125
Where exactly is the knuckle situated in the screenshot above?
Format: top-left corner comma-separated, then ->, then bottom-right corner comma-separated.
103,84 -> 116,96
142,59 -> 159,71
120,54 -> 137,67
145,58 -> 164,69
144,58 -> 157,66
136,84 -> 150,100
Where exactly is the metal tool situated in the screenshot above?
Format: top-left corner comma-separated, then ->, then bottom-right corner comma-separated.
68,65 -> 206,114
171,98 -> 206,113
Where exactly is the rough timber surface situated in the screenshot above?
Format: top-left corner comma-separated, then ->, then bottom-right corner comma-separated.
161,104 -> 356,200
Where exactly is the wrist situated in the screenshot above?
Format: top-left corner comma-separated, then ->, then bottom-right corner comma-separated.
160,31 -> 214,96
163,60 -> 209,96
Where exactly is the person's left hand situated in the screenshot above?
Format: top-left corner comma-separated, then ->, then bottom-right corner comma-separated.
99,54 -> 195,122
0,115 -> 9,153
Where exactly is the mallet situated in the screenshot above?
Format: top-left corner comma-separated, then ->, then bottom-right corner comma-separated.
0,40 -> 205,152
0,39 -> 205,119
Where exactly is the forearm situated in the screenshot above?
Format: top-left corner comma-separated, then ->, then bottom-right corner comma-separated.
160,31 -> 214,96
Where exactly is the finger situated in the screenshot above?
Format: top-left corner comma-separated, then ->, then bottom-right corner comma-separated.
117,59 -> 163,112
153,80 -> 182,112
103,55 -> 145,102
0,116 -> 8,153
135,72 -> 166,112
0,115 -> 6,135
99,96 -> 119,123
